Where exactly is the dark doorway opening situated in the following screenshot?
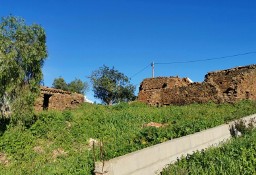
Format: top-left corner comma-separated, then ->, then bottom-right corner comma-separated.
43,94 -> 52,110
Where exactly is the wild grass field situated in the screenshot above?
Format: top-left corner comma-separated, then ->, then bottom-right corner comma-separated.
161,126 -> 256,175
0,100 -> 256,174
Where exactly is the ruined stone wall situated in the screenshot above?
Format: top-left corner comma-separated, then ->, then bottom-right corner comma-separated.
138,77 -> 191,105
161,82 -> 220,105
34,87 -> 84,111
139,77 -> 191,90
138,64 -> 256,106
205,64 -> 256,103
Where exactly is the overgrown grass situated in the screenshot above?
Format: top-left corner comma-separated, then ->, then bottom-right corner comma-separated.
0,100 -> 255,174
161,128 -> 256,175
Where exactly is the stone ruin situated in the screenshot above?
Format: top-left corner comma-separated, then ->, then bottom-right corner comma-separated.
138,64 -> 256,106
34,86 -> 84,111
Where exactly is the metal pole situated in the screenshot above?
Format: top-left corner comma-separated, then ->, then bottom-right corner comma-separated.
151,62 -> 154,78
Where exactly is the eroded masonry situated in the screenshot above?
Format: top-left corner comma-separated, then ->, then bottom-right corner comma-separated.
34,87 -> 84,111
138,64 -> 256,106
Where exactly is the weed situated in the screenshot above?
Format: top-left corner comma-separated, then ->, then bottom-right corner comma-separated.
0,100 -> 255,174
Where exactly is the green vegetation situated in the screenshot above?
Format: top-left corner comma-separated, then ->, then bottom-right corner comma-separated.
89,65 -> 136,105
52,77 -> 88,94
161,127 -> 256,175
0,15 -> 47,124
0,100 -> 255,174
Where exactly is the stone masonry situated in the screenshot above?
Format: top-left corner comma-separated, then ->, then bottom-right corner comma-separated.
34,86 -> 84,111
138,64 -> 256,106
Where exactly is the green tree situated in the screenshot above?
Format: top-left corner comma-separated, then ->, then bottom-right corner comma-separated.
52,77 -> 69,91
68,78 -> 88,94
0,15 -> 47,124
89,65 -> 136,105
52,77 -> 88,94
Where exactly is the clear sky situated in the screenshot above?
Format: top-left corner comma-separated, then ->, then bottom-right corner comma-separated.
1,0 -> 255,102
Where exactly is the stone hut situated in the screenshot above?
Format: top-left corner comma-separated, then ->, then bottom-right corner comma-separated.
34,86 -> 84,111
138,64 -> 256,106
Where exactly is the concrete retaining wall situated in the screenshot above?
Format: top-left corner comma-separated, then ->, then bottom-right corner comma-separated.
94,114 -> 256,175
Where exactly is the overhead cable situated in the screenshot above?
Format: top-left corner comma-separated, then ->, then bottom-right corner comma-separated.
155,51 -> 256,65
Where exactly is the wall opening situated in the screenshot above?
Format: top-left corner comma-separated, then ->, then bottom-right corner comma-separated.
246,91 -> 250,99
43,94 -> 52,110
162,83 -> 167,88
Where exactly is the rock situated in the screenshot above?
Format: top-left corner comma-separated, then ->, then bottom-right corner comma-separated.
144,122 -> 167,128
88,138 -> 100,150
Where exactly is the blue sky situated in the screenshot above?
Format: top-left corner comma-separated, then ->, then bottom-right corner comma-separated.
1,0 -> 256,102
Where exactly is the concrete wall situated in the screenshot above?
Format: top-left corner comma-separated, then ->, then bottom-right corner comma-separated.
94,114 -> 256,175
138,64 -> 256,106
34,86 -> 84,111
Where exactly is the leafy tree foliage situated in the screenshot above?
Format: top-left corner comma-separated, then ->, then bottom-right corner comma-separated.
52,77 -> 88,94
52,77 -> 69,91
0,15 -> 47,124
89,65 -> 136,105
68,78 -> 88,94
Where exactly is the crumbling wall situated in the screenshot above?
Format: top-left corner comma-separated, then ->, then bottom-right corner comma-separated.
138,77 -> 191,106
205,64 -> 256,103
138,64 -> 256,106
139,77 -> 191,91
34,87 -> 84,111
161,82 -> 221,105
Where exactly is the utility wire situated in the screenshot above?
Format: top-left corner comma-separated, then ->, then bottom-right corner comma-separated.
130,63 -> 151,79
155,51 -> 256,65
129,51 -> 256,79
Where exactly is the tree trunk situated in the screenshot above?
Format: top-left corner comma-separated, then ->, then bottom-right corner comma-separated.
0,93 -> 12,118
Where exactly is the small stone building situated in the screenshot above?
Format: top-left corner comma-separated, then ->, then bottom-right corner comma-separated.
34,86 -> 84,111
138,64 -> 256,106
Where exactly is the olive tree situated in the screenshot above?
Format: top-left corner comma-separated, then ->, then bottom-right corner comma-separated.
0,16 -> 47,124
89,65 -> 136,105
68,78 -> 88,94
52,77 -> 69,91
52,77 -> 88,94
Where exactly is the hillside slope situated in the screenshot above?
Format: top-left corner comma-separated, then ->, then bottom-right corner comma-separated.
0,100 -> 255,174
